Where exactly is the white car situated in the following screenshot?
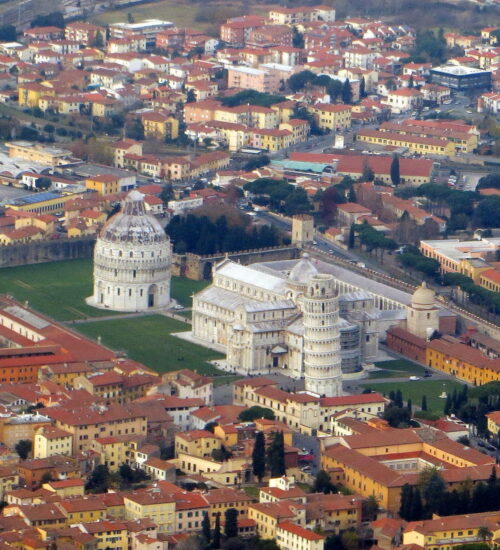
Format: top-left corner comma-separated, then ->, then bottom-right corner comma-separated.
409,376 -> 420,381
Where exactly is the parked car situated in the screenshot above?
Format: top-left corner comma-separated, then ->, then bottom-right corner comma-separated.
409,376 -> 420,381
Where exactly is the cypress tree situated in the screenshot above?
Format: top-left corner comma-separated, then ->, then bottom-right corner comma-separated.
389,390 -> 396,402
423,471 -> 446,515
410,487 -> 424,521
202,512 -> 211,543
390,154 -> 401,186
395,390 -> 403,408
252,431 -> 266,482
399,484 -> 413,520
444,393 -> 452,415
341,78 -> 353,104
224,508 -> 239,539
213,512 -> 221,549
407,399 -> 412,415
348,224 -> 355,249
421,395 -> 428,411
267,431 -> 286,477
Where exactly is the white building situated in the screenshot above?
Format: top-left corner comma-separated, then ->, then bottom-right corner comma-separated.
87,190 -> 172,312
192,254 -> 384,396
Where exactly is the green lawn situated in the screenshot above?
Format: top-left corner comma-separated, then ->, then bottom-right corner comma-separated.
76,315 -> 225,376
171,277 -> 209,308
361,379 -> 465,414
0,259 -> 208,320
368,359 -> 427,379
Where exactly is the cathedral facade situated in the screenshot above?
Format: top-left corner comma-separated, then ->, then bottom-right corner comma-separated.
192,254 -> 381,397
87,190 -> 172,312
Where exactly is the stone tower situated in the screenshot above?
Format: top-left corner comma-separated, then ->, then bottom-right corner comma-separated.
87,190 -> 172,312
406,281 -> 439,339
291,214 -> 314,246
302,273 -> 342,397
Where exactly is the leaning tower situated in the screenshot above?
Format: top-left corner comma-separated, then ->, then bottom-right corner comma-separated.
302,273 -> 343,397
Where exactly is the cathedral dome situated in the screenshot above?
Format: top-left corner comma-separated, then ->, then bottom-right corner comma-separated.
289,253 -> 318,284
411,281 -> 435,308
100,190 -> 168,244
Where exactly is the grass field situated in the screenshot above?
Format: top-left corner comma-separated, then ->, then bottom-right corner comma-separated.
90,0 -> 280,35
368,359 -> 427,379
76,314 -> 225,376
361,379 -> 465,414
0,259 -> 207,320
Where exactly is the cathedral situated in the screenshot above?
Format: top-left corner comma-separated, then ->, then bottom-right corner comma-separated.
87,190 -> 172,312
192,254 -> 383,397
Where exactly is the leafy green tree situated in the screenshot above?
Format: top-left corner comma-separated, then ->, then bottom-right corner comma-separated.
390,155 -> 401,186
313,470 -> 336,494
399,484 -> 413,520
422,470 -> 445,515
252,431 -> 266,482
239,406 -> 275,422
224,508 -> 239,539
410,487 -> 424,520
0,25 -> 16,41
362,495 -> 379,521
85,465 -> 110,493
267,431 -> 285,478
15,440 -> 32,460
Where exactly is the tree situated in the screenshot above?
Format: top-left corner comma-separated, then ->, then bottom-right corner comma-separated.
407,398 -> 412,415
390,155 -> 401,186
239,406 -> 275,422
361,161 -> 375,182
92,31 -> 104,49
35,177 -> 51,190
267,431 -> 285,478
202,511 -> 211,544
341,79 -> 353,104
399,484 -> 413,520
477,527 -> 493,542
348,186 -> 357,203
409,487 -> 424,520
422,470 -> 445,515
252,431 -> 266,482
421,395 -> 428,411
340,530 -> 358,550
213,512 -> 221,549
360,77 -> 366,98
15,440 -> 32,460
0,25 -> 16,42
362,495 -> 379,521
85,465 -> 110,493
224,508 -> 239,539
348,224 -> 355,249
186,89 -> 196,103
313,470 -> 336,494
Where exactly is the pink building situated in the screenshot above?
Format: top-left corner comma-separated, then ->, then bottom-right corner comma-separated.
227,66 -> 280,93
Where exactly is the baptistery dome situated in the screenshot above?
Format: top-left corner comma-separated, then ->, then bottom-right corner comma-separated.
86,190 -> 171,312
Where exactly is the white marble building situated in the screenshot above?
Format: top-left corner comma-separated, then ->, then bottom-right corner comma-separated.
192,254 -> 386,396
87,190 -> 172,312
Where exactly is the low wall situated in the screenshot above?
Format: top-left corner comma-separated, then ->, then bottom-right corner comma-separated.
0,238 -> 95,268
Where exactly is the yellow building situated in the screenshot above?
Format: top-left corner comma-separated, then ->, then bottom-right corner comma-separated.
175,430 -> 222,458
18,82 -> 55,107
44,403 -> 147,453
253,128 -> 293,151
57,498 -> 107,523
248,501 -> 304,539
80,520 -> 129,550
5,142 -> 72,167
39,362 -> 93,386
142,112 -> 179,140
309,103 -> 352,131
85,174 -> 120,195
487,411 -> 500,437
458,258 -> 491,283
43,479 -> 85,498
0,467 -> 19,501
276,522 -> 325,550
271,101 -> 297,123
90,436 -> 131,472
0,226 -> 44,245
402,512 -> 500,550
479,268 -> 500,293
357,130 -> 456,156
34,426 -> 73,459
124,491 -> 176,533
426,336 -> 500,385
204,487 -> 254,522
